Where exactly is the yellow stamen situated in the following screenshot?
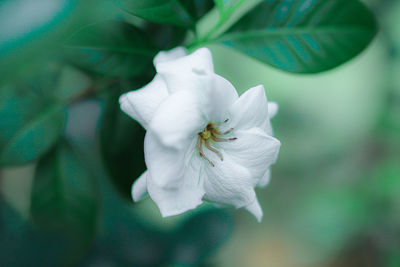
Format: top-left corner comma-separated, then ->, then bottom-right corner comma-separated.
197,121 -> 237,167
205,139 -> 223,161
197,135 -> 214,167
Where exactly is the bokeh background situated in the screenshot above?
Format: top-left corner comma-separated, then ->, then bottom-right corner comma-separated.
0,0 -> 399,266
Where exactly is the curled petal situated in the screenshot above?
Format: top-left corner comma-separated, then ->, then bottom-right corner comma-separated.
229,85 -> 275,135
220,127 -> 280,186
153,47 -> 186,66
245,197 -> 263,222
119,75 -> 168,129
131,171 -> 148,201
156,47 -> 214,93
147,154 -> 204,217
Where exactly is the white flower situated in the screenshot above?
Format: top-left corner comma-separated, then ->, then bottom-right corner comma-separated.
119,47 -> 280,222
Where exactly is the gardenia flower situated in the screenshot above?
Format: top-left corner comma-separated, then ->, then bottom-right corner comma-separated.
119,47 -> 280,222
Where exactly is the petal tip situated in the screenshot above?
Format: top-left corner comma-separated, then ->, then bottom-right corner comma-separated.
268,102 -> 279,119
118,93 -> 128,105
131,171 -> 148,202
245,198 -> 263,222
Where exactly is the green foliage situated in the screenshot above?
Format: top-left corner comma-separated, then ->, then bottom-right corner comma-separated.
29,140 -> 99,264
0,198 -> 81,266
100,86 -> 147,200
214,0 -> 243,19
219,0 -> 378,73
116,0 -> 195,28
30,140 -> 99,236
145,23 -> 188,50
64,20 -> 156,77
0,65 -> 66,166
0,0 -> 387,266
56,66 -> 92,101
182,0 -> 215,22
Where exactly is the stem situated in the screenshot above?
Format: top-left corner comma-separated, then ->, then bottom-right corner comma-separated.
187,0 -> 246,49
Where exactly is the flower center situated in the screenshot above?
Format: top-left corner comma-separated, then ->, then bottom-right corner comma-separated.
196,119 -> 237,167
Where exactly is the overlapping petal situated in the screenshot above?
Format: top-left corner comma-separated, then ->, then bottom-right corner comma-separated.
144,130 -> 187,188
229,85 -> 275,135
201,149 -> 256,208
148,88 -> 207,149
156,48 -> 214,94
119,75 -> 168,129
219,127 -> 280,185
205,75 -> 238,122
146,153 -> 204,217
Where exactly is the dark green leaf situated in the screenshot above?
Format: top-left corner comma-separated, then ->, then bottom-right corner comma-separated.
100,85 -> 147,200
171,209 -> 233,265
0,66 -> 67,166
220,0 -> 378,73
30,140 -> 98,244
181,0 -> 215,21
64,20 -> 156,77
0,198 -> 80,266
145,23 -> 187,50
55,65 -> 92,101
115,0 -> 196,28
80,160 -> 169,266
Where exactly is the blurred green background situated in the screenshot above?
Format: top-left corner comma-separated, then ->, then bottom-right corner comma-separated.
0,0 -> 399,266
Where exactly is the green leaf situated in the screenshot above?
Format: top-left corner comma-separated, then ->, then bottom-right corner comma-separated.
181,0 -> 215,21
214,0 -> 243,18
100,86 -> 146,200
0,67 -> 67,166
115,0 -> 196,28
64,20 -> 156,77
220,0 -> 378,73
30,140 -> 98,243
0,197 -> 86,266
55,65 -> 91,101
145,23 -> 188,50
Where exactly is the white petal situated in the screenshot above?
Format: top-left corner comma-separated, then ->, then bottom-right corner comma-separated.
148,89 -> 206,149
153,47 -> 187,66
268,102 -> 278,119
131,171 -> 148,201
229,85 -> 275,135
119,75 -> 168,129
147,154 -> 204,217
144,130 -> 187,187
220,127 -> 280,186
206,75 -> 239,122
156,47 -> 214,94
201,150 -> 256,208
245,197 -> 263,222
258,169 -> 271,188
